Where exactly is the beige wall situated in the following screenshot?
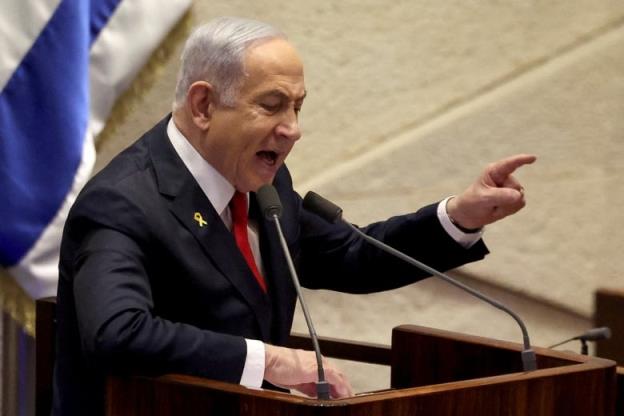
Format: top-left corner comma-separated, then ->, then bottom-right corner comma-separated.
96,1 -> 624,391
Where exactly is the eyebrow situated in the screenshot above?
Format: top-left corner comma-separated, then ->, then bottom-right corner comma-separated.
260,89 -> 307,102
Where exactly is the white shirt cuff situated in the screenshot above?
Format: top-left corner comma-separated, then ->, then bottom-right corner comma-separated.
240,339 -> 265,388
437,197 -> 483,249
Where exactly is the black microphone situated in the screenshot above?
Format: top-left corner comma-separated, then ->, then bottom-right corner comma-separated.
549,327 -> 611,355
256,185 -> 330,400
302,191 -> 538,372
578,327 -> 612,341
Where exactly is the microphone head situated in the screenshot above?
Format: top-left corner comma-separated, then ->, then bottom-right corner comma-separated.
302,191 -> 343,224
256,184 -> 283,220
578,326 -> 611,341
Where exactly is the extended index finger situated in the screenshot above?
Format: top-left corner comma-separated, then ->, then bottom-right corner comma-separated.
489,154 -> 537,186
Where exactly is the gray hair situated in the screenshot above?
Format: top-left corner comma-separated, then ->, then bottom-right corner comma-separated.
173,17 -> 286,110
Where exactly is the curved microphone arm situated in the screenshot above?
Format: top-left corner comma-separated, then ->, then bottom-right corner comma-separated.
343,221 -> 537,372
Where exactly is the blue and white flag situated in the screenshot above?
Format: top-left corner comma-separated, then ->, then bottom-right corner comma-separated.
0,0 -> 191,299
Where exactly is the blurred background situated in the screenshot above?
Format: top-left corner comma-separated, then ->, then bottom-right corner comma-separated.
2,1 -> 623,413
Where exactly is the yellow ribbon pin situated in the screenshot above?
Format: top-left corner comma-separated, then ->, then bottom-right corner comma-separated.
194,212 -> 207,227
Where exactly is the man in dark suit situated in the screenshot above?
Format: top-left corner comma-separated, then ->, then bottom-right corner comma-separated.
52,17 -> 535,415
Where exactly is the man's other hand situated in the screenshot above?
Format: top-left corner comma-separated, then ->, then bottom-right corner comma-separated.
264,344 -> 353,399
446,154 -> 537,230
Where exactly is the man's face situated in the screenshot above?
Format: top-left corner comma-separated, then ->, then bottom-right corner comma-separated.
201,38 -> 306,193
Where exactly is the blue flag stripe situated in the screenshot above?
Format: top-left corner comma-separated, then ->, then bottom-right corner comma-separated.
0,0 -> 121,266
89,0 -> 124,43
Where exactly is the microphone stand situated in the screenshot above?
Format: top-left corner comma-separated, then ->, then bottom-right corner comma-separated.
269,216 -> 331,399
548,327 -> 611,355
257,185 -> 330,399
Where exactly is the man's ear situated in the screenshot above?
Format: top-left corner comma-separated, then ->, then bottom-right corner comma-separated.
186,81 -> 217,131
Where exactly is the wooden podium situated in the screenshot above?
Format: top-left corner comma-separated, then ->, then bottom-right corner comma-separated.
104,325 -> 617,415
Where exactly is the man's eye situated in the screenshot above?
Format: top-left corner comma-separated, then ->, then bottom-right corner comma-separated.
261,103 -> 280,112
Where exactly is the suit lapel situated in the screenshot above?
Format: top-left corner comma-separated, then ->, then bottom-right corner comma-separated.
148,117 -> 272,341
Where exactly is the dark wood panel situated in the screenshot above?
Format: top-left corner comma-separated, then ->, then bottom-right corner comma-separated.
595,288 -> 624,365
390,324 -> 571,388
617,367 -> 624,416
105,325 -> 617,416
35,296 -> 56,416
390,325 -> 616,416
2,309 -> 36,416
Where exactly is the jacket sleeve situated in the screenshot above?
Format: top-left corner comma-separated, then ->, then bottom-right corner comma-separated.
71,227 -> 247,383
296,197 -> 489,294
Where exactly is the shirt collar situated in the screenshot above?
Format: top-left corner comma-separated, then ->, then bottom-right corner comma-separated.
166,118 -> 235,216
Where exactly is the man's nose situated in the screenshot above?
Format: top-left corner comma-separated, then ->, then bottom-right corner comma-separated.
276,111 -> 301,142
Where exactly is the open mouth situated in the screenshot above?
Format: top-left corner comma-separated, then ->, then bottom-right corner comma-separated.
257,150 -> 279,166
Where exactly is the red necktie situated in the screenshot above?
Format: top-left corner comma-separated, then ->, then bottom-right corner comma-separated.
230,191 -> 267,293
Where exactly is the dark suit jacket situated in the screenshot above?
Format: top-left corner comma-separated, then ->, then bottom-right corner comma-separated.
52,115 -> 488,415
